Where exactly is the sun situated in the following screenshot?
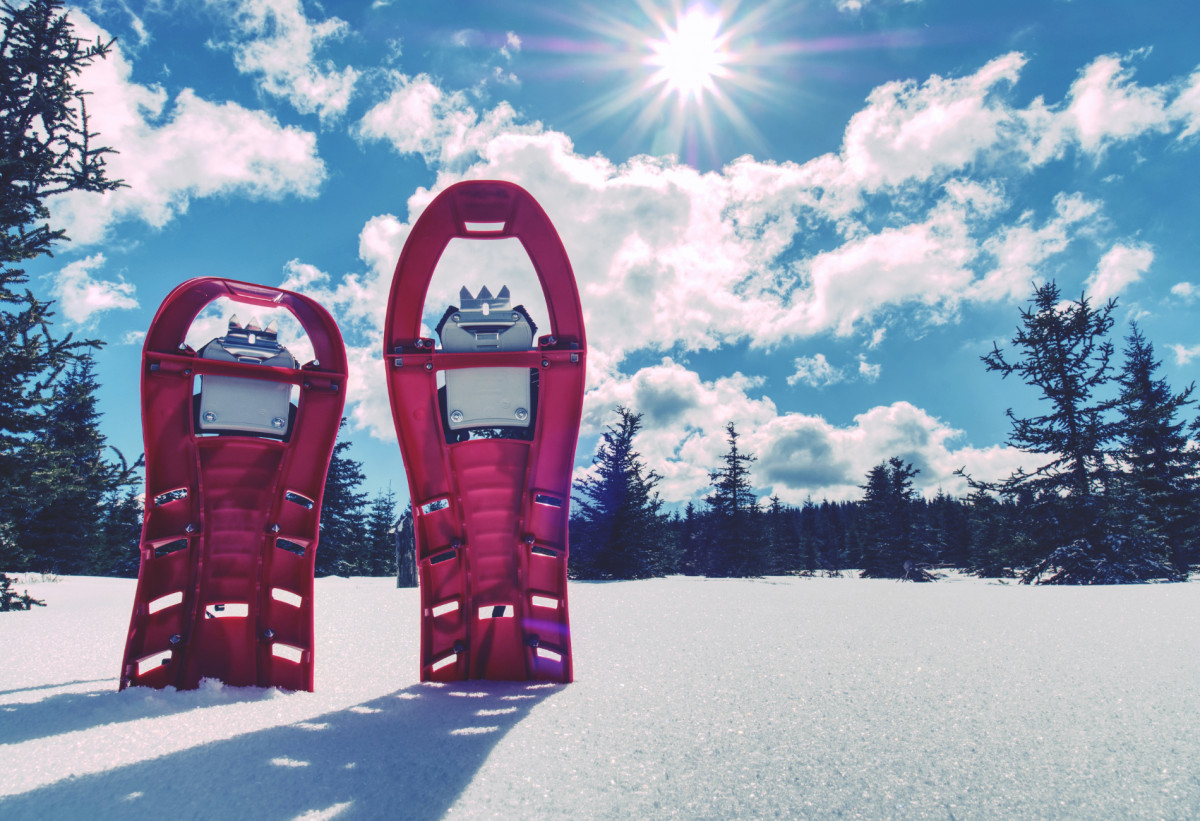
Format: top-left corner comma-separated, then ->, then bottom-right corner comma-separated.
644,7 -> 733,105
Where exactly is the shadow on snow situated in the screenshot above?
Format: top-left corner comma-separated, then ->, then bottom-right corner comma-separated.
0,680 -> 559,821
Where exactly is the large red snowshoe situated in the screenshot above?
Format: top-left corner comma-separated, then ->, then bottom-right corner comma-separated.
385,181 -> 587,683
120,278 -> 347,692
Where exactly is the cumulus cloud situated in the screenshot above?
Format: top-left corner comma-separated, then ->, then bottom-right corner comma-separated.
1171,281 -> 1197,301
580,358 -> 1035,503
315,48 -> 1199,501
207,0 -> 359,121
787,354 -> 845,388
1086,242 -> 1154,302
1169,344 -> 1200,366
49,10 -> 325,245
46,254 -> 138,327
355,73 -> 540,167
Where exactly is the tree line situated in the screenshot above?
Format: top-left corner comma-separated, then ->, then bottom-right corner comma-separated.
571,284 -> 1199,585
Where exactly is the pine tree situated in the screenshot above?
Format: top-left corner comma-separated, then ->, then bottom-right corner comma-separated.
858,457 -> 935,580
90,485 -> 142,577
315,420 -> 368,577
19,358 -> 137,573
1114,323 -> 1199,573
395,503 -> 416,588
1,0 -> 123,589
678,501 -> 700,576
703,422 -> 762,577
970,282 -> 1118,551
569,407 -> 665,580
362,486 -> 399,576
798,497 -> 818,573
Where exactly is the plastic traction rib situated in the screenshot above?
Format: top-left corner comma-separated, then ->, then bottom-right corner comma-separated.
385,181 -> 586,683
119,278 -> 347,692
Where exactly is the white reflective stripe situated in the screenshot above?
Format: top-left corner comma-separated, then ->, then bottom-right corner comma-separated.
431,655 -> 457,672
478,605 -> 512,619
137,650 -> 171,675
536,647 -> 562,662
432,600 -> 460,617
272,643 -> 303,663
271,588 -> 302,607
531,595 -> 558,609
148,591 -> 183,614
204,602 -> 249,618
464,222 -> 505,232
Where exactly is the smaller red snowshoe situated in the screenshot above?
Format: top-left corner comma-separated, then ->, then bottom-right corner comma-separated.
120,278 -> 347,692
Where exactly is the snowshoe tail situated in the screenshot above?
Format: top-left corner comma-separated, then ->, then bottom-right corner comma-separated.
385,181 -> 586,683
120,279 -> 347,692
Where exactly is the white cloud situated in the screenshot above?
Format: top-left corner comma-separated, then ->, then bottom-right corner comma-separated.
354,73 -> 539,167
581,358 -> 1035,503
857,354 -> 881,381
500,31 -> 521,60
49,10 -> 325,245
121,330 -> 146,346
1170,68 -> 1200,139
207,0 -> 359,121
46,254 -> 139,327
787,354 -> 845,387
1171,281 -> 1196,301
1169,344 -> 1200,366
1086,242 -> 1154,302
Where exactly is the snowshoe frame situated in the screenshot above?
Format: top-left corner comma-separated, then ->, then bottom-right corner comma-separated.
120,278 -> 347,692
385,181 -> 586,683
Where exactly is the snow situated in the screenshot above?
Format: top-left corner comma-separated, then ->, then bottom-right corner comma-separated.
2,573 -> 1198,820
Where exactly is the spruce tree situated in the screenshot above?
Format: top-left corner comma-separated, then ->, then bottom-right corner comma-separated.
678,501 -> 700,576
315,420 -> 368,577
362,486 -> 399,576
90,485 -> 142,577
970,282 -> 1118,552
1,0 -> 122,586
569,407 -> 665,580
395,502 -> 416,588
1114,323 -> 1199,573
703,422 -> 762,577
858,457 -> 934,579
20,358 -> 137,573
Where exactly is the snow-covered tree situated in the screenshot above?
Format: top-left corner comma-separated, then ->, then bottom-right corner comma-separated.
361,486 -> 399,577
703,422 -> 763,577
315,420 -> 367,577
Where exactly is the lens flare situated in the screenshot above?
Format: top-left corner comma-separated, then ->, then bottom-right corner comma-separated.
645,7 -> 732,104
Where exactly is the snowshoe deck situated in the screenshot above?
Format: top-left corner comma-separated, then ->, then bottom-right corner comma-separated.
385,181 -> 586,683
120,279 -> 347,692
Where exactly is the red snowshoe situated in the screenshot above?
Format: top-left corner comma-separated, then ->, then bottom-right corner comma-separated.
385,181 -> 587,683
120,278 -> 347,692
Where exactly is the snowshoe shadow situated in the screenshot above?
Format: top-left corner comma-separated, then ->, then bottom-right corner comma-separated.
0,680 -> 558,821
0,679 -> 282,746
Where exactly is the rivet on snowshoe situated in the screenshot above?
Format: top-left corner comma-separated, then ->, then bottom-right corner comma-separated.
524,534 -> 535,546
271,417 -> 286,429
185,523 -> 197,534
178,343 -> 187,351
183,368 -> 192,376
527,635 -> 539,648
515,408 -> 528,421
450,410 -> 464,423
453,640 -> 465,654
424,362 -> 433,371
541,359 -> 550,368
263,628 -> 275,640
203,411 -> 216,422
169,634 -> 182,646
270,523 -> 281,533
451,538 -> 462,549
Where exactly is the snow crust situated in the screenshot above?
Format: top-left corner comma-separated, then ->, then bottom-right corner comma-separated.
1,573 -> 1198,819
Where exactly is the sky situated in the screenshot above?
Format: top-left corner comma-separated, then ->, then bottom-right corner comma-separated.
30,0 -> 1200,509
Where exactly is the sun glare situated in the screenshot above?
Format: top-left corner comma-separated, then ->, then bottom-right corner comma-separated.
645,7 -> 732,104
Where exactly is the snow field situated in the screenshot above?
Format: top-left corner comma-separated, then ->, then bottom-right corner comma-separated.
1,573 -> 1198,820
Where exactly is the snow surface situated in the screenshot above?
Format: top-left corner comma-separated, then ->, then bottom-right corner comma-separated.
1,573 -> 1198,820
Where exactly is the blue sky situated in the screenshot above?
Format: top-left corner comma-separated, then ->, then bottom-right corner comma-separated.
32,0 -> 1200,508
